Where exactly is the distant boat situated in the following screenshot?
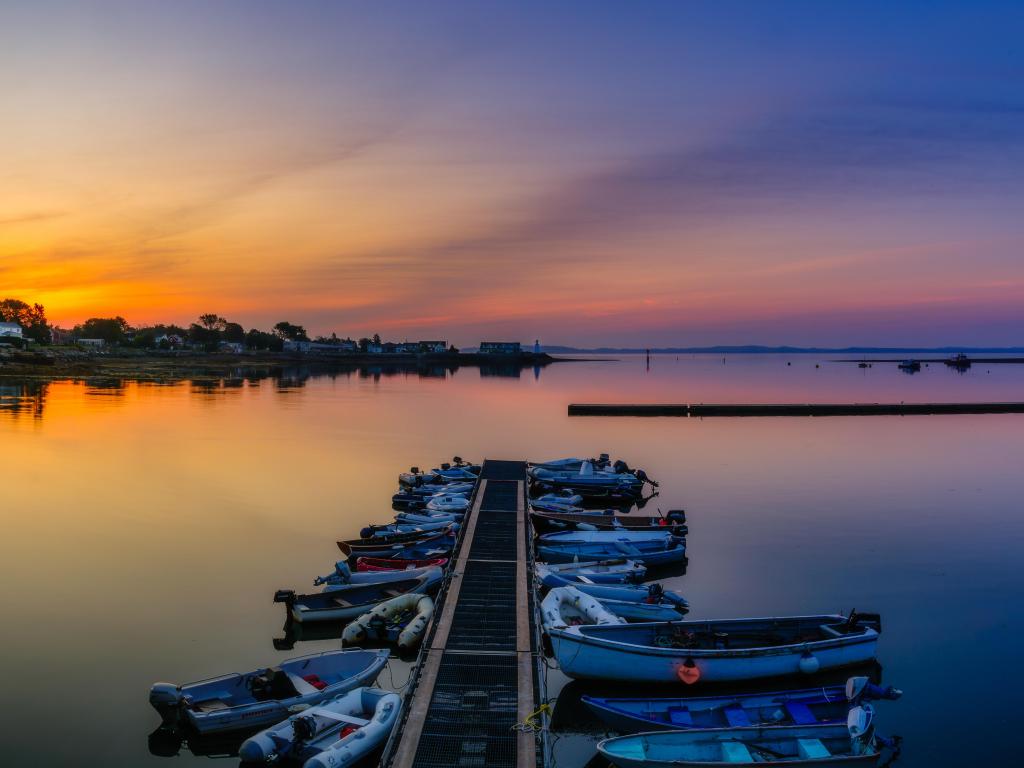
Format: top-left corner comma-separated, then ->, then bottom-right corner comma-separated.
944,353 -> 971,369
148,649 -> 389,734
897,359 -> 921,372
596,708 -> 897,768
545,612 -> 882,683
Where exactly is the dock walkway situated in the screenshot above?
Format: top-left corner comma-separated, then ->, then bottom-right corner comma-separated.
385,459 -> 543,768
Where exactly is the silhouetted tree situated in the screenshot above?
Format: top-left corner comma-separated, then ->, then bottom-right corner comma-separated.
273,321 -> 308,341
0,298 -> 51,343
74,317 -> 130,344
198,313 -> 223,331
245,329 -> 283,351
222,322 -> 245,343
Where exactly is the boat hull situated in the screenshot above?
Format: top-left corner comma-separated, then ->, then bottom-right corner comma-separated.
548,619 -> 879,683
582,684 -> 848,733
598,724 -> 881,768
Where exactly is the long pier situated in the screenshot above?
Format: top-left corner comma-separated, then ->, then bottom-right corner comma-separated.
384,459 -> 545,768
569,402 -> 1024,417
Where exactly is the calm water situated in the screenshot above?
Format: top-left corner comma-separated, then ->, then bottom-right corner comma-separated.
1,354 -> 1022,766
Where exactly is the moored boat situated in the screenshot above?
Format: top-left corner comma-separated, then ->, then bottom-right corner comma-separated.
314,561 -> 439,587
425,494 -> 470,514
529,460 -> 652,497
539,577 -> 688,611
355,556 -> 449,572
596,707 -> 898,768
534,559 -> 647,584
530,509 -> 686,534
541,585 -> 625,628
275,567 -> 443,623
148,649 -> 389,734
536,530 -> 686,566
546,612 -> 882,683
582,677 -> 902,733
337,529 -> 454,559
342,593 -> 435,650
238,686 -> 401,766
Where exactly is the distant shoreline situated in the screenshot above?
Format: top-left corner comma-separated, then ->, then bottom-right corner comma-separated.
0,349 -> 568,381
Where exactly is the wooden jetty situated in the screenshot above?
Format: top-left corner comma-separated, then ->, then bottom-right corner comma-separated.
384,459 -> 546,768
568,402 -> 1024,417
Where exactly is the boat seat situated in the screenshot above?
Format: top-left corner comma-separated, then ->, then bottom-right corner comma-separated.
330,598 -> 353,607
721,742 -> 753,763
797,738 -> 831,759
784,701 -> 818,725
287,673 -> 320,696
819,624 -> 845,638
193,698 -> 230,712
666,706 -> 693,726
723,705 -> 752,727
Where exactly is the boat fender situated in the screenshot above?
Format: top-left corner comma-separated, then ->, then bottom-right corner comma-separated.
798,648 -> 820,674
677,657 -> 700,684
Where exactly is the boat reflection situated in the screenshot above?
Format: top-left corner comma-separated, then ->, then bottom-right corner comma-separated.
148,724 -> 251,760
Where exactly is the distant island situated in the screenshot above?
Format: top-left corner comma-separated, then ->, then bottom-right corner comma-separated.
537,344 -> 1024,355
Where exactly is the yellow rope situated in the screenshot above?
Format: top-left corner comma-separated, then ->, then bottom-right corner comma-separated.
511,702 -> 552,732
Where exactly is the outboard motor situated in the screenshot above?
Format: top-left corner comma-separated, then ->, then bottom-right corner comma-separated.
149,684 -> 184,723
846,677 -> 903,704
666,509 -> 687,525
359,526 -> 375,539
612,460 -> 630,475
293,714 -> 318,742
440,462 -> 451,471
847,705 -> 875,755
313,560 -> 351,586
597,453 -> 610,467
646,583 -> 665,603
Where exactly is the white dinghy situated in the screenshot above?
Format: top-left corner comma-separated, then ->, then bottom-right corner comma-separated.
239,687 -> 402,766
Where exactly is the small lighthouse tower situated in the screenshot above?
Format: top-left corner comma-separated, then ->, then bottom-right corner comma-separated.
534,339 -> 541,354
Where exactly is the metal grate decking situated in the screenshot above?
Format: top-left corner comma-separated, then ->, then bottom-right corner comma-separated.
385,459 -> 542,768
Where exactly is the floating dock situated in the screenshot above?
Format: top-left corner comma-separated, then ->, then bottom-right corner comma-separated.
384,459 -> 545,768
568,402 -> 1024,417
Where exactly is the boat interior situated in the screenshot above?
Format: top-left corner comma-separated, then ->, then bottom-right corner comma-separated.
581,615 -> 877,649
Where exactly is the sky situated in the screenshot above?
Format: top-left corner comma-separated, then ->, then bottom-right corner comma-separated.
2,0 -> 1024,347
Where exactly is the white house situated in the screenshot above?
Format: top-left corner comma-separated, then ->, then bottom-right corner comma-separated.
0,322 -> 23,339
77,338 -> 105,348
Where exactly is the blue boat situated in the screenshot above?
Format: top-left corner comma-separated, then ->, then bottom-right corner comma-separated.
582,678 -> 901,733
596,708 -> 899,768
535,560 -> 647,584
536,530 -> 686,566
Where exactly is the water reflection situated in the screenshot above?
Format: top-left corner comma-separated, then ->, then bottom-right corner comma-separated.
0,381 -> 47,419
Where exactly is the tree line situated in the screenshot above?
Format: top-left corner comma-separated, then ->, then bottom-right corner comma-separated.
0,298 -> 392,352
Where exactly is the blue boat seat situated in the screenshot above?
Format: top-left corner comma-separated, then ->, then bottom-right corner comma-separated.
797,738 -> 831,759
721,742 -> 753,762
723,705 -> 751,727
785,701 -> 818,725
666,706 -> 693,726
